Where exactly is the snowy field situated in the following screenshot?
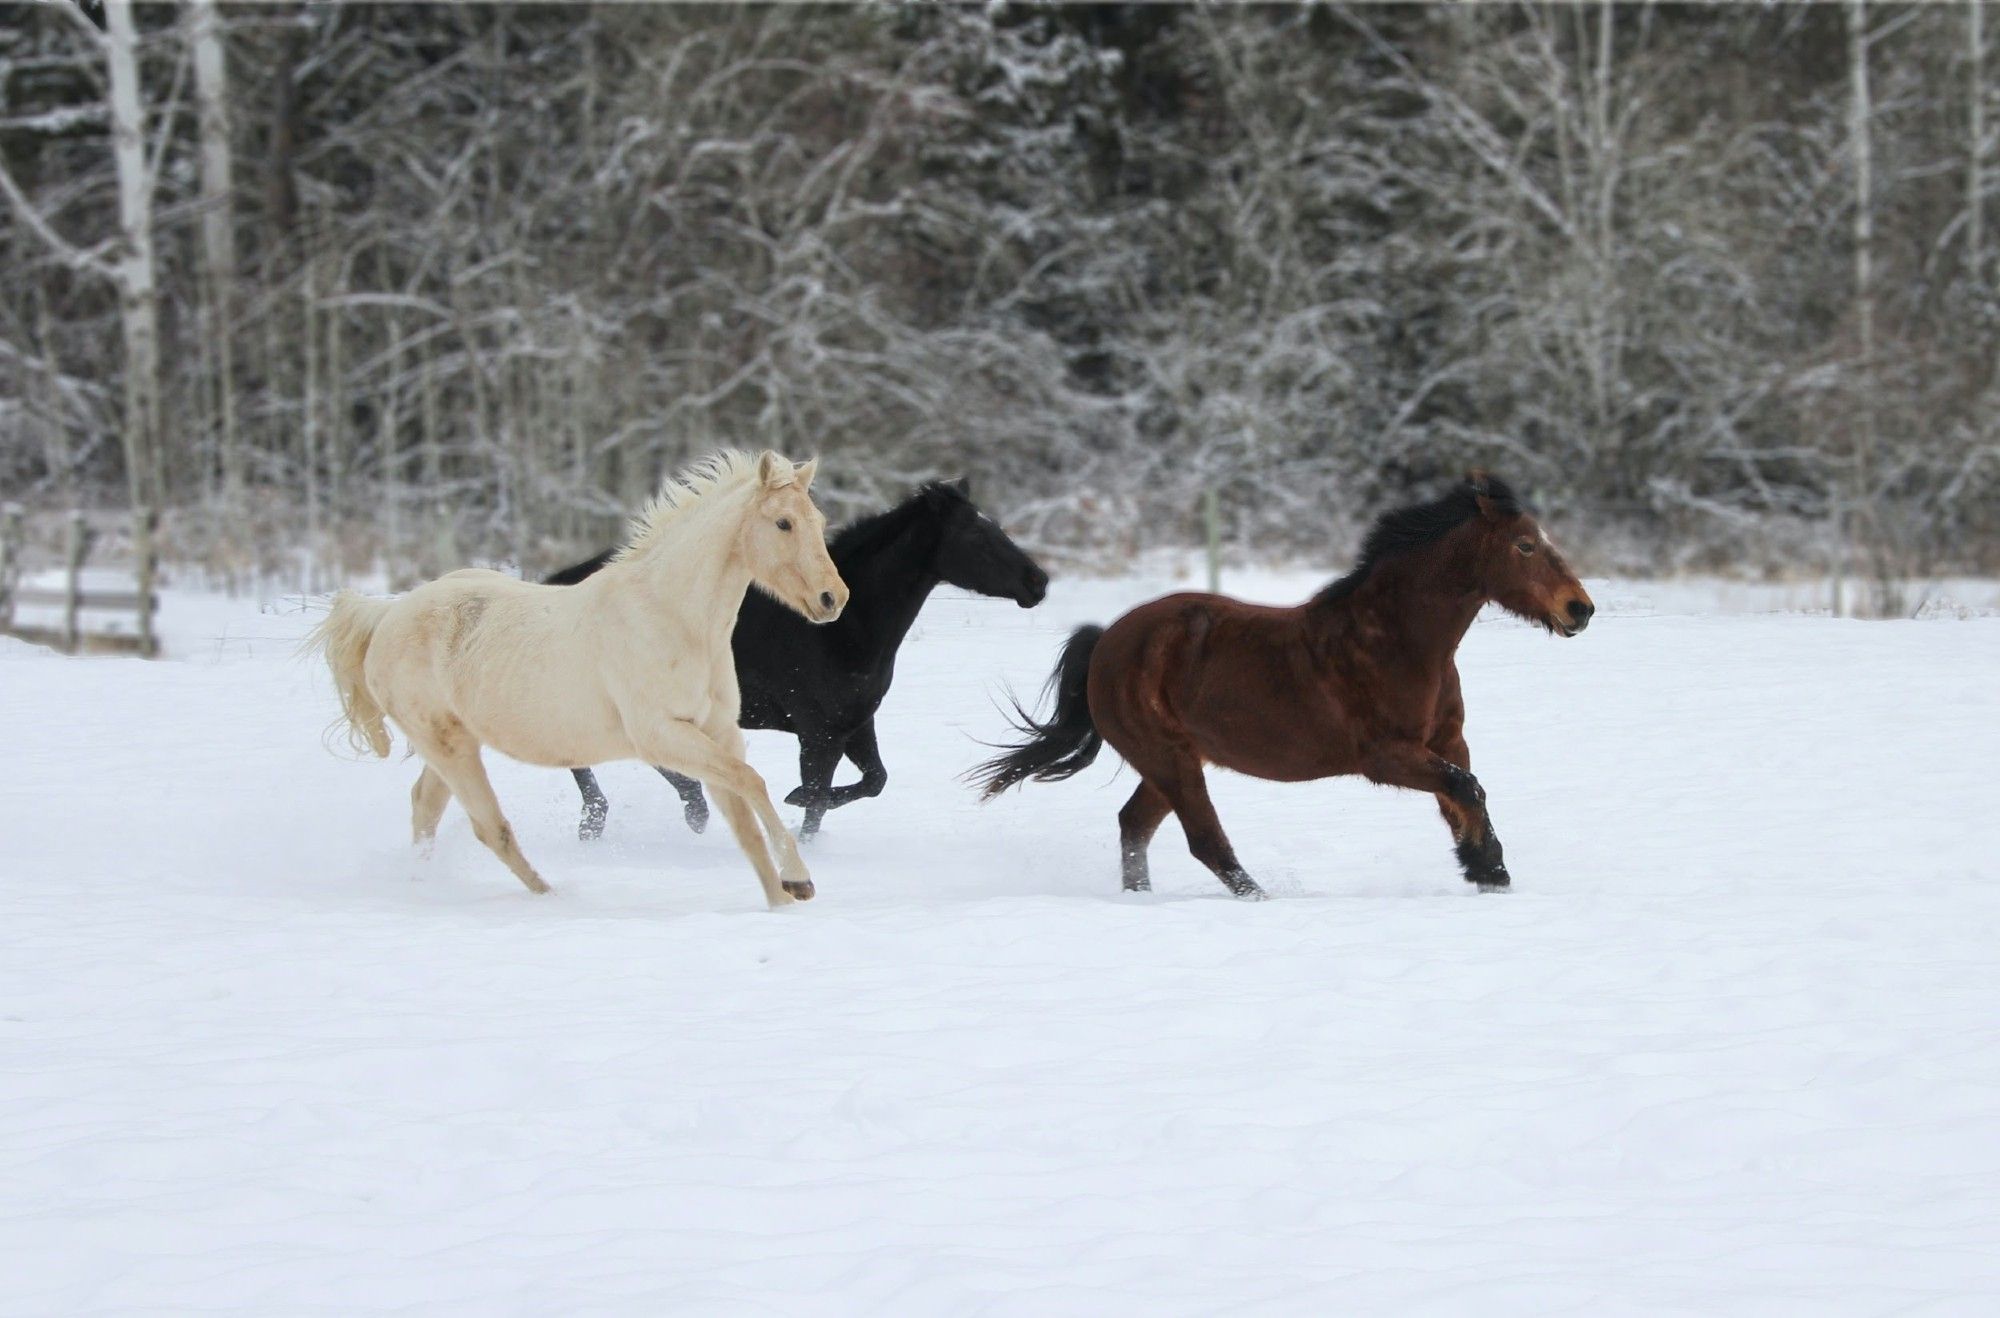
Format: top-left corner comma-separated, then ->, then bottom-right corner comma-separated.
4,566 -> 1999,1314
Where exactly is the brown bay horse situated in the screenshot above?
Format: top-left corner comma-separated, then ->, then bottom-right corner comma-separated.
973,474 -> 1594,898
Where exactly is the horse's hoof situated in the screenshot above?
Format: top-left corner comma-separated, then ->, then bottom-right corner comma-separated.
1122,881 -> 1153,894
1221,870 -> 1267,901
579,822 -> 604,842
783,785 -> 810,806
782,878 -> 815,901
1473,871 -> 1512,892
683,801 -> 709,835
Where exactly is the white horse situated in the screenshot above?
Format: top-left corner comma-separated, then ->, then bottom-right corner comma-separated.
307,449 -> 848,907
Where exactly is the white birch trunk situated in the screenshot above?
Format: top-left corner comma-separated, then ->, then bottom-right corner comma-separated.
105,1 -> 160,514
1841,0 -> 1876,616
187,0 -> 241,498
380,318 -> 404,581
302,257 -> 322,580
1973,0 -> 1986,284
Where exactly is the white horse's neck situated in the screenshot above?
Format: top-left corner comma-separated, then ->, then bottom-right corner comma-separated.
594,482 -> 755,637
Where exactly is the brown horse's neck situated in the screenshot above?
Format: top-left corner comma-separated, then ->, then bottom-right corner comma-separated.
1310,542 -> 1486,665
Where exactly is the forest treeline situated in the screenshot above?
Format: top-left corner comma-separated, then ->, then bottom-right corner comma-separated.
1,2 -> 1995,601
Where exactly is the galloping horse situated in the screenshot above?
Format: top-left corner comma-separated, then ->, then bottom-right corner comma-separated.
548,478 -> 1049,840
308,450 -> 848,908
974,474 -> 1594,898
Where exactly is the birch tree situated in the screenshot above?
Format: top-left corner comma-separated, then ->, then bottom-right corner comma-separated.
1841,0 -> 1876,616
187,0 -> 240,499
0,1 -> 163,602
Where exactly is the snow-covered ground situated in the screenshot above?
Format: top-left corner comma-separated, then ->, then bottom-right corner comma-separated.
4,567 -> 1998,1314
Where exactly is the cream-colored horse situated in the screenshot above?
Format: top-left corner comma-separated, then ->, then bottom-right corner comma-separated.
307,449 -> 848,908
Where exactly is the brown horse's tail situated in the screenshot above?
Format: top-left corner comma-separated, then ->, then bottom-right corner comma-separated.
972,625 -> 1104,799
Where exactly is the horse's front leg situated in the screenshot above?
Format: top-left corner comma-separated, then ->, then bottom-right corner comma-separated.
1426,733 -> 1508,890
788,735 -> 844,840
1364,741 -> 1510,891
637,717 -> 812,907
784,721 -> 886,813
654,766 -> 710,834
828,719 -> 888,807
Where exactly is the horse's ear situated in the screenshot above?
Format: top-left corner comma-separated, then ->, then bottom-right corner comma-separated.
757,450 -> 791,489
951,476 -> 971,498
1466,468 -> 1500,519
793,457 -> 818,490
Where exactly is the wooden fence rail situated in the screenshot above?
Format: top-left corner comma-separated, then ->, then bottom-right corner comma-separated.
0,505 -> 161,657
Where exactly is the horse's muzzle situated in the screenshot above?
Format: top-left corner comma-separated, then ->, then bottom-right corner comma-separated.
1556,598 -> 1595,636
1016,567 -> 1050,608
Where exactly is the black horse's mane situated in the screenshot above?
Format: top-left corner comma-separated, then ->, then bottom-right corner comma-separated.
1313,475 -> 1527,606
827,481 -> 965,563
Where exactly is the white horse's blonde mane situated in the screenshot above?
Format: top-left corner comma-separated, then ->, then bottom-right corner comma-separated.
613,448 -> 763,563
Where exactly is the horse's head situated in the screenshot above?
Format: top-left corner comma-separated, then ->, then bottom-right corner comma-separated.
743,451 -> 848,624
1462,472 -> 1594,637
922,478 -> 1049,608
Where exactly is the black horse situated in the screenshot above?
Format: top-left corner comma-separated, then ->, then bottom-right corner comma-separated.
546,479 -> 1049,839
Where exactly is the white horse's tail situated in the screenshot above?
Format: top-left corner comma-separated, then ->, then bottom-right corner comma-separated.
306,592 -> 394,757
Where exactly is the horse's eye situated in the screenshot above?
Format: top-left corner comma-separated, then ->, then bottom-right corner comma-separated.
1515,539 -> 1536,556
776,518 -> 792,532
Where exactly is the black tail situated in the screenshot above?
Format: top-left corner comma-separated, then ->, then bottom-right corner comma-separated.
542,549 -> 616,586
972,625 -> 1106,799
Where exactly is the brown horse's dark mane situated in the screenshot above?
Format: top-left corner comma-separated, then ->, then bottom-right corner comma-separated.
1312,475 -> 1528,607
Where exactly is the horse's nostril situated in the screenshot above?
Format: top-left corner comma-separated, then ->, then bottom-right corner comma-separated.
1568,599 -> 1594,622
820,591 -> 837,611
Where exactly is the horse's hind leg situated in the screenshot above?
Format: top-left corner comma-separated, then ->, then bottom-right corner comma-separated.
573,768 -> 610,842
411,767 -> 452,851
1117,780 -> 1171,893
1145,754 -> 1266,900
417,734 -> 550,895
655,767 -> 709,834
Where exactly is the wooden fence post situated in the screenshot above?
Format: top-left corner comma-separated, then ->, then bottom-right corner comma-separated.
63,510 -> 86,655
0,503 -> 21,632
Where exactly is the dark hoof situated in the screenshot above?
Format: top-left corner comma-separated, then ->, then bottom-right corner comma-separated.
1221,871 -> 1268,901
782,878 -> 815,901
682,797 -> 709,835
579,804 -> 607,842
1472,870 -> 1512,892
1122,879 -> 1153,894
783,785 -> 810,807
